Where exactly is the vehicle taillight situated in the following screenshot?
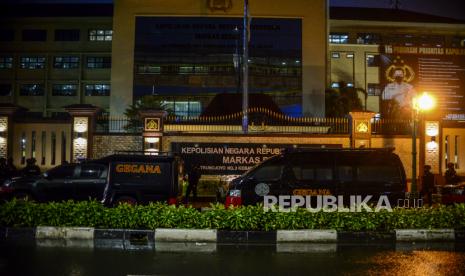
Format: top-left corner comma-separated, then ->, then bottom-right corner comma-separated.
225,189 -> 242,208
168,197 -> 177,205
0,187 -> 13,194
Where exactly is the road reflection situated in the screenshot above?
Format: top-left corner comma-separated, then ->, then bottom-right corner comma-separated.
350,251 -> 465,276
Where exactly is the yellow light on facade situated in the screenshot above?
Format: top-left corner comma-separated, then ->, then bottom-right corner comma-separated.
145,137 -> 160,144
416,92 -> 435,111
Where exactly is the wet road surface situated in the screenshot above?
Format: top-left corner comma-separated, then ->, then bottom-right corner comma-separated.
1,242 -> 465,275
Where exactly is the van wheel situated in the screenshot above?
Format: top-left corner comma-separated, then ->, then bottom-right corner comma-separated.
114,196 -> 137,206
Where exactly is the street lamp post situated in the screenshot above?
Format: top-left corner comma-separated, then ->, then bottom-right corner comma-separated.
411,92 -> 435,194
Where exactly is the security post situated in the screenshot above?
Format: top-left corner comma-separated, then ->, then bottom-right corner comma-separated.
139,109 -> 167,154
349,111 -> 375,148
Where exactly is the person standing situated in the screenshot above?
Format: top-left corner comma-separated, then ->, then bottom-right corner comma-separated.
445,162 -> 461,184
421,165 -> 435,205
382,69 -> 416,119
20,158 -> 41,177
6,157 -> 17,178
185,165 -> 201,204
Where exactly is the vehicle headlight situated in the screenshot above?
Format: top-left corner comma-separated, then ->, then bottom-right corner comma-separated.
3,179 -> 12,187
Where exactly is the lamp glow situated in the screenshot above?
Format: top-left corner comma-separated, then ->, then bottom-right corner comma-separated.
145,137 -> 159,144
416,92 -> 435,111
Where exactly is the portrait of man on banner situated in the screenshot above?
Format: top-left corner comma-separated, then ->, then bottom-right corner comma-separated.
381,68 -> 416,119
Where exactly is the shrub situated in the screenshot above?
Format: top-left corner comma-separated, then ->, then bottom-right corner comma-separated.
1,200 -> 464,231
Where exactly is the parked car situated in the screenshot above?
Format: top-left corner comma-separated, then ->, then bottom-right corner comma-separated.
225,148 -> 407,207
1,163 -> 107,202
0,152 -> 184,206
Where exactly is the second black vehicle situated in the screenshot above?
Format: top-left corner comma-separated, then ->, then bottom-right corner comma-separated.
226,148 -> 407,207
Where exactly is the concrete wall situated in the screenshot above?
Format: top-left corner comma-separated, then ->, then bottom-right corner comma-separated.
92,135 -> 143,159
111,0 -> 327,117
12,122 -> 71,170
162,134 -> 351,152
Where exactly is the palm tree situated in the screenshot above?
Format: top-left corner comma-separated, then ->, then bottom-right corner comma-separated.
325,81 -> 366,117
124,96 -> 171,131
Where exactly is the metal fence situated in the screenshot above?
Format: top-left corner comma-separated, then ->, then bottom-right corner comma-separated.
95,111 -> 414,135
95,117 -> 143,134
371,119 -> 413,135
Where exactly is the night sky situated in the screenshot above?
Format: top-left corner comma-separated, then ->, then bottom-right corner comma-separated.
4,0 -> 465,20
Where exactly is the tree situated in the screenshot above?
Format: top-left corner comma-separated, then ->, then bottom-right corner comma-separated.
325,82 -> 366,117
124,96 -> 171,131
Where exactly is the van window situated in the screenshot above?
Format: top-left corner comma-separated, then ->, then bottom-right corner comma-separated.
80,164 -> 106,179
291,165 -> 333,181
357,166 -> 400,182
337,166 -> 353,181
316,168 -> 332,181
252,164 -> 284,182
47,165 -> 75,179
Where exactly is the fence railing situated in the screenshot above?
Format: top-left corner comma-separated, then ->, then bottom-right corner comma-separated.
95,117 -> 143,134
371,119 -> 413,135
94,112 -> 415,135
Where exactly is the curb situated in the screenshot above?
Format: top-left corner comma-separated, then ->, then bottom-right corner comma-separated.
1,227 -> 464,249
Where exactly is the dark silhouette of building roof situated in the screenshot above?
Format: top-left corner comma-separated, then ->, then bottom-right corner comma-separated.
330,7 -> 465,24
0,4 -> 113,17
201,93 -> 283,117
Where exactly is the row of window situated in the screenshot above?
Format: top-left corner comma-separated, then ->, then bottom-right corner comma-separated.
329,82 -> 381,96
0,56 -> 111,69
136,63 -> 301,77
0,29 -> 112,42
329,32 -> 465,47
0,83 -> 110,97
331,52 -> 379,67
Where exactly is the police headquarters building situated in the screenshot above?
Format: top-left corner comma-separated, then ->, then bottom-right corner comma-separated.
0,0 -> 465,187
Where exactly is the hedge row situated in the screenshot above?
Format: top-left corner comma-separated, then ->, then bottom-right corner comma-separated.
1,200 -> 465,231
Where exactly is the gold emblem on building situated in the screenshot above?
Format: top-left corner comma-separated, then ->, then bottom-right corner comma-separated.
145,118 -> 160,131
207,0 -> 233,12
385,56 -> 415,83
356,121 -> 369,133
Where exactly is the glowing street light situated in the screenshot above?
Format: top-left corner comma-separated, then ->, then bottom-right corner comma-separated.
411,92 -> 435,194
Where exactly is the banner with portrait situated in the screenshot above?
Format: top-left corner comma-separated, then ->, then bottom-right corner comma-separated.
380,45 -> 465,120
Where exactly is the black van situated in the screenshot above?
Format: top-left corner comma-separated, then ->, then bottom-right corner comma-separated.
97,153 -> 184,206
0,152 -> 184,206
225,148 -> 406,207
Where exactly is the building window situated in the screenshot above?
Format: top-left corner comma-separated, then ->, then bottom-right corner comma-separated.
0,57 -> 13,69
52,84 -> 77,96
356,33 -> 381,44
22,29 -> 47,41
53,56 -> 80,69
54,29 -> 80,41
329,33 -> 349,44
20,57 -> 46,69
331,52 -> 340,59
346,53 -> 354,59
86,57 -> 111,68
331,82 -> 340,89
367,83 -> 381,96
0,83 -> 12,96
85,84 -> 110,96
162,101 -> 202,117
366,54 -> 379,67
0,29 -> 14,41
88,29 -> 112,41
20,84 -> 44,96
